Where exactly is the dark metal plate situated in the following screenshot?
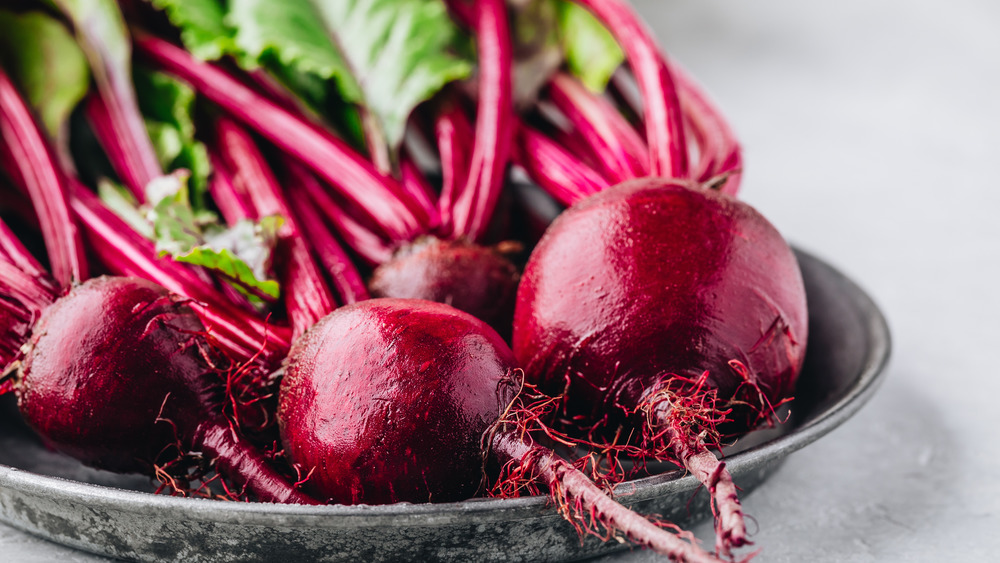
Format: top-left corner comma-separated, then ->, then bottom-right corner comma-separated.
0,249 -> 890,562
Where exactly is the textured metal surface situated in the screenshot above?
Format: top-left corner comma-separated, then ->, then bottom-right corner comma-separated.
0,249 -> 889,562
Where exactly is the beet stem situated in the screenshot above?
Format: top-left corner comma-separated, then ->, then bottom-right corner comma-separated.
132,33 -> 428,242
87,68 -> 163,200
212,117 -> 337,337
665,59 -> 743,194
0,216 -> 48,282
433,100 -> 474,235
84,93 -> 152,202
610,65 -> 742,195
570,0 -> 688,178
297,173 -> 394,267
446,0 -> 514,242
513,122 -> 609,206
398,151 -> 442,230
0,67 -> 89,286
547,73 -> 648,183
0,260 -> 55,316
207,153 -> 257,225
282,158 -> 370,305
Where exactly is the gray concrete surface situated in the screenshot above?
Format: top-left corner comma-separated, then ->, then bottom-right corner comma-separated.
597,1 -> 1000,561
2,0 -> 997,561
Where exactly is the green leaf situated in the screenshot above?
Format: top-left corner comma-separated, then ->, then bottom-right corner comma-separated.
134,68 -> 212,205
147,0 -> 234,60
0,10 -> 91,137
315,0 -> 473,147
173,217 -> 282,301
228,0 -> 358,94
48,0 -> 132,89
173,245 -> 280,300
97,178 -> 153,238
134,68 -> 199,137
555,0 -> 624,93
147,172 -> 203,255
228,0 -> 473,148
141,172 -> 282,302
185,217 -> 283,300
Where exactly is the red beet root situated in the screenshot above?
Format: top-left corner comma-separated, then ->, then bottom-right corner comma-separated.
278,298 -> 509,504
278,298 -> 728,562
513,178 -> 808,555
13,276 -> 315,504
368,237 -> 521,339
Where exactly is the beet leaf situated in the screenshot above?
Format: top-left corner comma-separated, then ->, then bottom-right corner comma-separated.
133,68 -> 212,202
0,10 -> 90,141
555,0 -> 623,93
51,0 -> 163,199
147,0 -> 234,60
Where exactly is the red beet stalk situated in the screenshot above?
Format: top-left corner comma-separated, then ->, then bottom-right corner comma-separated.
570,0 -> 688,178
0,213 -> 49,283
609,66 -> 742,194
207,153 -> 256,226
512,121 -> 609,206
0,215 -> 56,373
211,116 -> 336,337
433,100 -> 475,234
82,66 -> 162,203
667,61 -> 743,193
296,169 -> 394,267
398,150 -> 442,231
0,254 -> 56,376
84,93 -> 156,202
132,33 -> 429,242
445,0 -> 514,242
0,67 -> 88,286
546,72 -> 648,183
281,159 -> 369,305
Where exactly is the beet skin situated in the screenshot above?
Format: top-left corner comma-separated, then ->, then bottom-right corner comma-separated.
16,276 -> 315,503
513,178 -> 808,428
367,237 -> 520,339
278,298 -> 514,505
512,178 -> 808,554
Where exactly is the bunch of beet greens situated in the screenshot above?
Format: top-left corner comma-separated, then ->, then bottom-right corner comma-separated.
0,1 -> 809,561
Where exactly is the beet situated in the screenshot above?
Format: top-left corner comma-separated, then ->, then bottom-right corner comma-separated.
368,237 -> 521,340
513,178 -> 808,554
278,298 -> 509,504
13,276 -> 315,504
278,298 -> 728,562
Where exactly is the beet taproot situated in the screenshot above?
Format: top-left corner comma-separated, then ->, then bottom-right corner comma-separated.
513,178 -> 808,554
13,276 -> 315,504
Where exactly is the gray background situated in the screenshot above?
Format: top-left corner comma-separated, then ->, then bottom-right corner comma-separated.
3,0 -> 998,561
